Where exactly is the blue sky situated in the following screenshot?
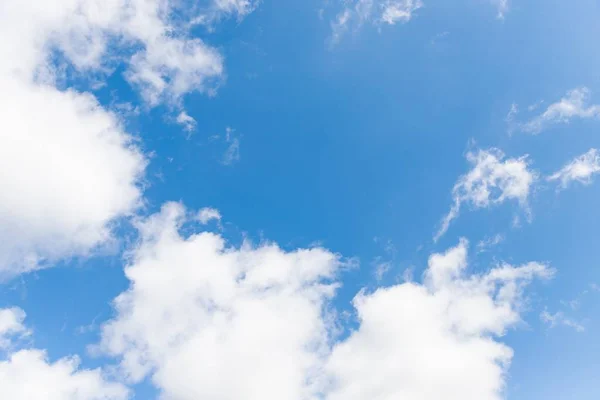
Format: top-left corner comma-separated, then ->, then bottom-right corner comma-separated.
1,0 -> 599,399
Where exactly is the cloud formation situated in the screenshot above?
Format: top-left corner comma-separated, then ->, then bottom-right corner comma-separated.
98,202 -> 341,399
326,239 -> 552,400
0,77 -> 146,277
0,0 -> 257,277
330,0 -> 422,44
96,204 -> 550,399
0,308 -> 127,400
521,88 -> 600,134
540,309 -> 585,333
548,148 -> 600,189
435,149 -> 537,241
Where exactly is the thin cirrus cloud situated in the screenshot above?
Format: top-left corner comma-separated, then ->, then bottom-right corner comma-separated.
0,0 -> 254,277
329,0 -> 422,45
0,308 -> 128,400
548,148 -> 600,189
95,204 -> 551,400
540,309 -> 585,333
328,0 -> 510,45
519,87 -> 600,134
435,149 -> 537,242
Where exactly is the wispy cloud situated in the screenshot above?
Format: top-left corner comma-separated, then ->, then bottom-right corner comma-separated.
329,0 -> 422,45
222,127 -> 241,166
477,234 -> 505,253
548,148 -> 600,189
540,309 -> 585,333
520,88 -> 600,134
176,111 -> 197,134
435,149 -> 537,241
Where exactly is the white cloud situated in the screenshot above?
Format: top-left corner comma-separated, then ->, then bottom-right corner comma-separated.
0,308 -> 128,399
192,0 -> 260,26
222,127 -> 241,165
435,149 -> 537,241
548,148 -> 600,189
540,310 -> 585,333
125,36 -> 223,106
325,239 -> 552,400
381,0 -> 422,24
97,204 -> 550,399
373,259 -> 392,281
329,0 -> 422,44
521,88 -> 600,134
0,0 -> 258,105
0,308 -> 28,349
505,103 -> 518,134
0,78 -> 146,277
98,202 -> 342,399
197,207 -> 222,224
213,0 -> 260,18
176,111 -> 197,133
477,234 -> 505,253
0,350 -> 128,400
0,0 -> 259,276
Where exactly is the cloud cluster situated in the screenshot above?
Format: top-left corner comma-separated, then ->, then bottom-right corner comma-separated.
0,0 -> 256,277
0,308 -> 127,400
435,149 -> 537,241
96,204 -> 550,400
98,202 -> 341,399
0,77 -> 146,277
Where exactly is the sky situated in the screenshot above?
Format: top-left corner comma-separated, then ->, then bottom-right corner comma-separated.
0,0 -> 599,399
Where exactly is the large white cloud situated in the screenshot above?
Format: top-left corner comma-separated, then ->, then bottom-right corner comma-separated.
325,240 -> 552,400
0,78 -> 146,276
98,202 -> 342,399
435,149 -> 537,241
0,0 -> 256,276
0,308 -> 128,400
97,203 -> 550,400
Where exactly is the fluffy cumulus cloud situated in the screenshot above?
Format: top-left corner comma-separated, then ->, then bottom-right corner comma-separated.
0,77 -> 146,277
520,87 -> 600,134
98,202 -> 342,399
435,149 -> 537,241
0,0 -> 236,104
96,204 -> 549,399
330,0 -> 422,44
548,148 -> 600,189
0,308 -> 127,400
0,0 -> 257,277
325,239 -> 552,400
